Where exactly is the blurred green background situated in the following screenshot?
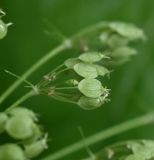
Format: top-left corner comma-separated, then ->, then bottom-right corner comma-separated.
0,0 -> 154,159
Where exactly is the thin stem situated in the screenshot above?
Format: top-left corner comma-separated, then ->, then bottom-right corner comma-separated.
55,86 -> 78,90
42,113 -> 154,160
51,95 -> 77,105
0,21 -> 108,105
5,90 -> 35,113
0,42 -> 70,105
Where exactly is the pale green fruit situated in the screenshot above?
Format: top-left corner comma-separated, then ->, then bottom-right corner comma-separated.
78,96 -> 104,110
125,154 -> 145,160
64,58 -> 81,68
127,141 -> 153,159
23,124 -> 43,144
92,64 -> 110,77
79,52 -> 105,63
0,144 -> 26,160
78,79 -> 104,98
107,34 -> 128,49
109,22 -> 145,40
111,46 -> 137,64
9,107 -> 38,121
66,79 -> 79,86
112,46 -> 137,57
24,136 -> 48,158
0,19 -> 7,40
74,63 -> 98,78
0,112 -> 8,133
6,115 -> 34,139
99,32 -> 110,44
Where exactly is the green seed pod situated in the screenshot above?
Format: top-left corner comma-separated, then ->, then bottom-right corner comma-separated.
64,58 -> 81,68
92,64 -> 110,77
125,154 -> 145,160
9,107 -> 38,121
78,96 -> 104,110
127,141 -> 154,159
0,112 -> 8,133
79,52 -> 105,63
0,19 -> 7,40
0,144 -> 26,160
109,22 -> 145,40
78,79 -> 104,98
112,46 -> 137,58
66,79 -> 79,86
99,32 -> 110,44
110,46 -> 137,65
74,63 -> 98,78
24,135 -> 48,158
107,34 -> 128,49
6,115 -> 34,139
23,124 -> 43,144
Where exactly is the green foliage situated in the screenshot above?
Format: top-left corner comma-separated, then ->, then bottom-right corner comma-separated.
0,1 -> 154,160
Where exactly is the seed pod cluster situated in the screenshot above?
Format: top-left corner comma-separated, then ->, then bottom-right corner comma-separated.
0,107 -> 47,159
0,10 -> 8,40
99,22 -> 145,65
65,51 -> 110,110
72,21 -> 145,66
37,22 -> 145,110
87,140 -> 154,160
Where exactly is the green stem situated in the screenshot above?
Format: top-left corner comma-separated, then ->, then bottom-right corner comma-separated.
42,113 -> 154,160
55,86 -> 78,90
0,41 -> 70,105
5,90 -> 35,113
0,21 -> 108,105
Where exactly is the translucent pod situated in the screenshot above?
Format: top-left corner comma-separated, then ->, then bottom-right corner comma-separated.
74,63 -> 98,78
79,52 -> 106,63
0,19 -> 7,40
108,22 -> 145,40
64,58 -> 81,68
92,64 -> 110,77
78,96 -> 105,110
106,34 -> 129,49
125,154 -> 145,160
78,79 -> 104,98
8,107 -> 38,121
66,79 -> 79,86
24,135 -> 48,158
0,144 -> 26,160
110,46 -> 137,65
0,112 -> 8,134
6,115 -> 34,139
22,124 -> 43,145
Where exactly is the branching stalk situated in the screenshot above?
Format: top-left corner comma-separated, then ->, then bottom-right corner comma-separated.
42,113 -> 154,160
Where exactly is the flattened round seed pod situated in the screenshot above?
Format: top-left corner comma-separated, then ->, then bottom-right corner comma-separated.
99,32 -> 110,44
111,46 -> 137,58
92,64 -> 110,77
0,112 -> 8,133
125,154 -> 145,160
78,79 -> 104,98
64,58 -> 81,68
109,22 -> 145,40
6,115 -> 34,139
0,144 -> 25,160
9,107 -> 38,121
0,19 -> 7,40
66,79 -> 79,86
79,52 -> 105,63
74,63 -> 98,78
107,34 -> 128,49
78,96 -> 103,110
24,136 -> 47,158
23,124 -> 43,145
